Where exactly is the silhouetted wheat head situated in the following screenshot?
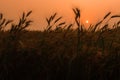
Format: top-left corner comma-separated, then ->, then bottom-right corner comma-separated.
0,8 -> 120,80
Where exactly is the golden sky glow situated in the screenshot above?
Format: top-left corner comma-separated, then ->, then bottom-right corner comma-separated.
0,0 -> 120,30
86,20 -> 89,24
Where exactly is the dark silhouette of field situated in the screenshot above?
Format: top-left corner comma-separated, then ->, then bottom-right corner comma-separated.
0,8 -> 120,80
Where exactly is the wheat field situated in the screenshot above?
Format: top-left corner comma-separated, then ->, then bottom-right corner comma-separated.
0,8 -> 120,80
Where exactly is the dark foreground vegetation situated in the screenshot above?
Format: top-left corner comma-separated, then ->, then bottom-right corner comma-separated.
0,8 -> 120,80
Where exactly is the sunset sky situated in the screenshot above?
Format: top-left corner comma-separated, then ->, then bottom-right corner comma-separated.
0,0 -> 120,30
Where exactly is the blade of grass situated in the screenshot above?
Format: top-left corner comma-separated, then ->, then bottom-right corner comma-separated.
54,16 -> 62,24
103,12 -> 111,19
26,11 -> 32,17
111,15 -> 120,18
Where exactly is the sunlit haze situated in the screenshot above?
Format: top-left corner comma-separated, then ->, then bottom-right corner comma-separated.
86,20 -> 89,24
0,0 -> 120,30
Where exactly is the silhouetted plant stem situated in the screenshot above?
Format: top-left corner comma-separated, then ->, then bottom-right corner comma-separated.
73,8 -> 81,55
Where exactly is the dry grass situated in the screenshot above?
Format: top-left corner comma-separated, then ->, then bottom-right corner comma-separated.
0,8 -> 120,80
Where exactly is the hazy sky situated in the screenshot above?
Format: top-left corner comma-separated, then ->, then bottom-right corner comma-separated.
0,0 -> 120,30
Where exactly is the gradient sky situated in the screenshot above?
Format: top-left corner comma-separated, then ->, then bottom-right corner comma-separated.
0,0 -> 120,30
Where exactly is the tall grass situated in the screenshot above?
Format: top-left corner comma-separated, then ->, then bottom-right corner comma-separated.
0,8 -> 120,80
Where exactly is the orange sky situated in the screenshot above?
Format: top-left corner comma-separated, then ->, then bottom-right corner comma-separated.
0,0 -> 120,30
